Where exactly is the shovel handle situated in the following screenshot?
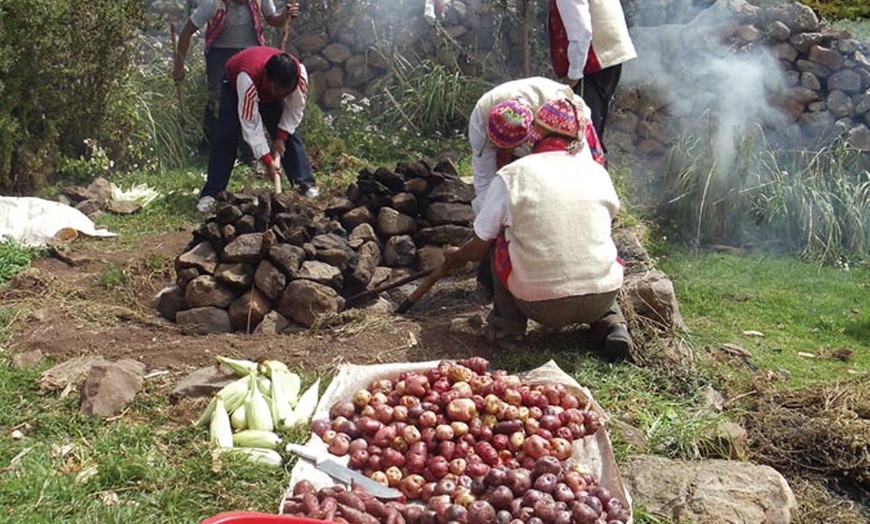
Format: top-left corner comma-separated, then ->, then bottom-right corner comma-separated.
395,264 -> 447,314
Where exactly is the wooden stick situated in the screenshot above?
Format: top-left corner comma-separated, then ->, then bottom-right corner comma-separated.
169,20 -> 185,113
280,0 -> 298,51
395,265 -> 447,314
344,269 -> 434,308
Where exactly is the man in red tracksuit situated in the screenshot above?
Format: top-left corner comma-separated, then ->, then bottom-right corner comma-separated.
548,0 -> 637,150
197,46 -> 317,212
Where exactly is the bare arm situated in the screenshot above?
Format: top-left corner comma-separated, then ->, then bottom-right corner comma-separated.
172,21 -> 198,83
265,0 -> 298,27
443,235 -> 494,271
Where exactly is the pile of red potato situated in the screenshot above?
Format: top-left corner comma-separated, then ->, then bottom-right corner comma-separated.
282,357 -> 629,524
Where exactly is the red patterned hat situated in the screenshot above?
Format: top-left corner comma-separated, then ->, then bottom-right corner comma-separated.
534,98 -> 587,140
487,98 -> 534,149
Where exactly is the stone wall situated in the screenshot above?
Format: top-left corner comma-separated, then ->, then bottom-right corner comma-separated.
148,0 -> 869,154
610,0 -> 870,160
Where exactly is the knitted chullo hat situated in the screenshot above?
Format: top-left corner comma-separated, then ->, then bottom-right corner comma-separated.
486,98 -> 534,149
534,98 -> 587,141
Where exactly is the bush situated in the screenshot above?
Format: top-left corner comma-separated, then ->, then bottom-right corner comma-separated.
0,0 -> 144,194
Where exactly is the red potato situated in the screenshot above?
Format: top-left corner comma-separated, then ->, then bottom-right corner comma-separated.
446,397 -> 478,422
336,502 -> 380,524
549,437 -> 573,461
399,473 -> 426,499
334,490 -> 366,512
522,434 -> 551,460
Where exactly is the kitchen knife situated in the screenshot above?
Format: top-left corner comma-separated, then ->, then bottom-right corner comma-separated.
285,443 -> 402,499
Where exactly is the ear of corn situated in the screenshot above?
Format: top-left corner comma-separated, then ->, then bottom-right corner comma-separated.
293,379 -> 320,427
260,359 -> 290,377
195,396 -> 217,427
209,398 -> 234,448
257,376 -> 272,398
216,356 -> 258,376
232,429 -> 282,450
263,361 -> 301,406
230,402 -> 248,431
246,370 -> 274,432
224,447 -> 284,468
270,372 -> 297,429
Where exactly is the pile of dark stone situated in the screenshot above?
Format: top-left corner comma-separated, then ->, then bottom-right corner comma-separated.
155,159 -> 475,334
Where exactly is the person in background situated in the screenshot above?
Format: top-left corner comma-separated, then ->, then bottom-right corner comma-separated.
548,0 -> 637,150
172,0 -> 299,150
442,98 -> 634,360
197,47 -> 317,213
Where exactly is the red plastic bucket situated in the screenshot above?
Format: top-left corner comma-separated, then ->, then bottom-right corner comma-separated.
201,512 -> 332,524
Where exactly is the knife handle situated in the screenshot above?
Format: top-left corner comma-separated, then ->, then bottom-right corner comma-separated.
285,443 -> 320,464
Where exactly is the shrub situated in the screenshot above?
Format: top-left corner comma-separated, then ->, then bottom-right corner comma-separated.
0,0 -> 144,194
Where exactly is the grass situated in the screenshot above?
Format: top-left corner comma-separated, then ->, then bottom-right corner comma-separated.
654,246 -> 869,390
0,362 -> 309,523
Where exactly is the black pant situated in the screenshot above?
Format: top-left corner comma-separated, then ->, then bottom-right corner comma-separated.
575,64 -> 622,151
200,80 -> 315,199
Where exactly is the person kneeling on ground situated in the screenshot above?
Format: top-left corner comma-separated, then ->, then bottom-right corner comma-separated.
197,46 -> 317,213
441,99 -> 633,360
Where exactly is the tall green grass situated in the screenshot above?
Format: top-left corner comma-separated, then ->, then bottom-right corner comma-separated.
655,124 -> 870,265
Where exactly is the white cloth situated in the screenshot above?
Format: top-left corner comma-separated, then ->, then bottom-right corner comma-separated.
474,151 -> 622,302
555,0 -> 593,80
0,197 -> 116,247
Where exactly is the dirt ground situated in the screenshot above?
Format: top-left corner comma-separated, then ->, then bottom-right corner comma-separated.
1,228 -> 499,375
3,228 -> 868,521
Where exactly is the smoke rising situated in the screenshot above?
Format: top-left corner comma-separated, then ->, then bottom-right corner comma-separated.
622,1 -> 789,183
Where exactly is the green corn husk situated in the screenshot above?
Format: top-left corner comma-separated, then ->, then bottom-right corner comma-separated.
260,360 -> 290,378
209,398 -> 234,448
216,356 -> 258,376
270,372 -> 297,429
232,429 -> 282,450
257,376 -> 272,397
293,379 -> 320,427
216,376 -> 251,414
271,368 -> 302,407
224,447 -> 284,468
246,371 -> 274,432
195,396 -> 218,427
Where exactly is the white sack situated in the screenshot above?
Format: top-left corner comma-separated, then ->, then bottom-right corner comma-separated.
282,359 -> 632,522
0,196 -> 116,247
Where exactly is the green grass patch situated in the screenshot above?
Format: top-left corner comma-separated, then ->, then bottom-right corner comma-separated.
655,246 -> 869,389
0,238 -> 41,285
0,359 -> 293,523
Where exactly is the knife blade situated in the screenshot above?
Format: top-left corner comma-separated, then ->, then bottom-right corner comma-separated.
286,443 -> 403,499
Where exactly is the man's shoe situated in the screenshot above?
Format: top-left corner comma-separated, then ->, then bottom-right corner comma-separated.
196,196 -> 217,213
603,324 -> 633,361
303,186 -> 320,198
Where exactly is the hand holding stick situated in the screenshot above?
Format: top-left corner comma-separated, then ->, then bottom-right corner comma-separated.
269,157 -> 283,194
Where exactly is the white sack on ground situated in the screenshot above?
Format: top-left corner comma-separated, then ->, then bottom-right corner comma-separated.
0,196 -> 117,247
282,360 -> 633,522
